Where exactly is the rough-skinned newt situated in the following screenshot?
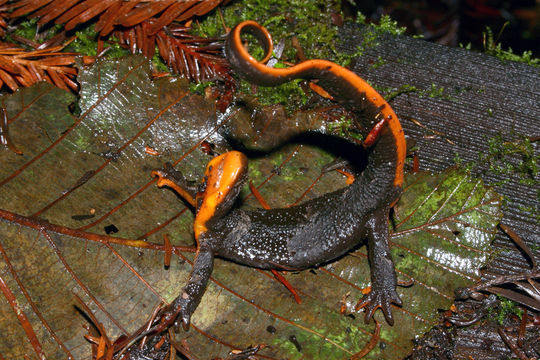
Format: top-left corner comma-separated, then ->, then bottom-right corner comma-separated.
152,20 -> 407,331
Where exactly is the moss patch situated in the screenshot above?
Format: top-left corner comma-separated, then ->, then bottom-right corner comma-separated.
195,1 -> 407,110
483,24 -> 539,67
478,133 -> 539,223
489,297 -> 524,325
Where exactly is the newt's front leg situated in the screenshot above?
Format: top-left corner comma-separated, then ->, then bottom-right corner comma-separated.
153,152 -> 248,330
356,207 -> 402,325
152,162 -> 198,207
161,241 -> 214,330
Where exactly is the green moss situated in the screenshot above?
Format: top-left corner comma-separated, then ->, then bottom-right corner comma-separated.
6,18 -> 62,47
146,45 -> 169,73
335,14 -> 406,65
251,80 -> 308,111
369,14 -> 406,36
393,83 -> 454,101
481,133 -> 538,185
528,241 -> 540,252
327,116 -> 364,142
369,56 -> 388,69
189,81 -> 215,95
453,153 -> 463,166
479,133 -> 539,222
384,84 -> 418,102
67,30 -> 132,59
66,28 -> 99,56
483,24 -> 539,67
195,1 -> 407,108
380,83 -> 454,102
489,297 -> 524,325
11,18 -> 40,41
426,83 -> 455,100
452,156 -> 476,174
426,83 -> 446,98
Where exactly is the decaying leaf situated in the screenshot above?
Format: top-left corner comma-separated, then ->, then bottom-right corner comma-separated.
0,55 -> 502,359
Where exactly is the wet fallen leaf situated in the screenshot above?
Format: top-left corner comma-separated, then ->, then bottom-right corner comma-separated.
0,55 -> 502,359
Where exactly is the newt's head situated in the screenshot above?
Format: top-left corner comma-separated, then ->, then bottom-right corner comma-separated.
194,151 -> 248,240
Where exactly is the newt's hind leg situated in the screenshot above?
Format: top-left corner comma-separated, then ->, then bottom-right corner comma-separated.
355,207 -> 402,325
320,117 -> 389,185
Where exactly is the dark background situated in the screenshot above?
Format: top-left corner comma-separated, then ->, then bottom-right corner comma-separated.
345,0 -> 540,57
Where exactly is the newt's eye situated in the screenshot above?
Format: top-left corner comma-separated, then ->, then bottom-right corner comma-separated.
194,151 -> 248,239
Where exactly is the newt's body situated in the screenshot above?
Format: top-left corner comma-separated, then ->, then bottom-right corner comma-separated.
153,21 -> 406,330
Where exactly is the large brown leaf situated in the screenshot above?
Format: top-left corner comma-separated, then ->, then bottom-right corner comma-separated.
0,55 -> 501,359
